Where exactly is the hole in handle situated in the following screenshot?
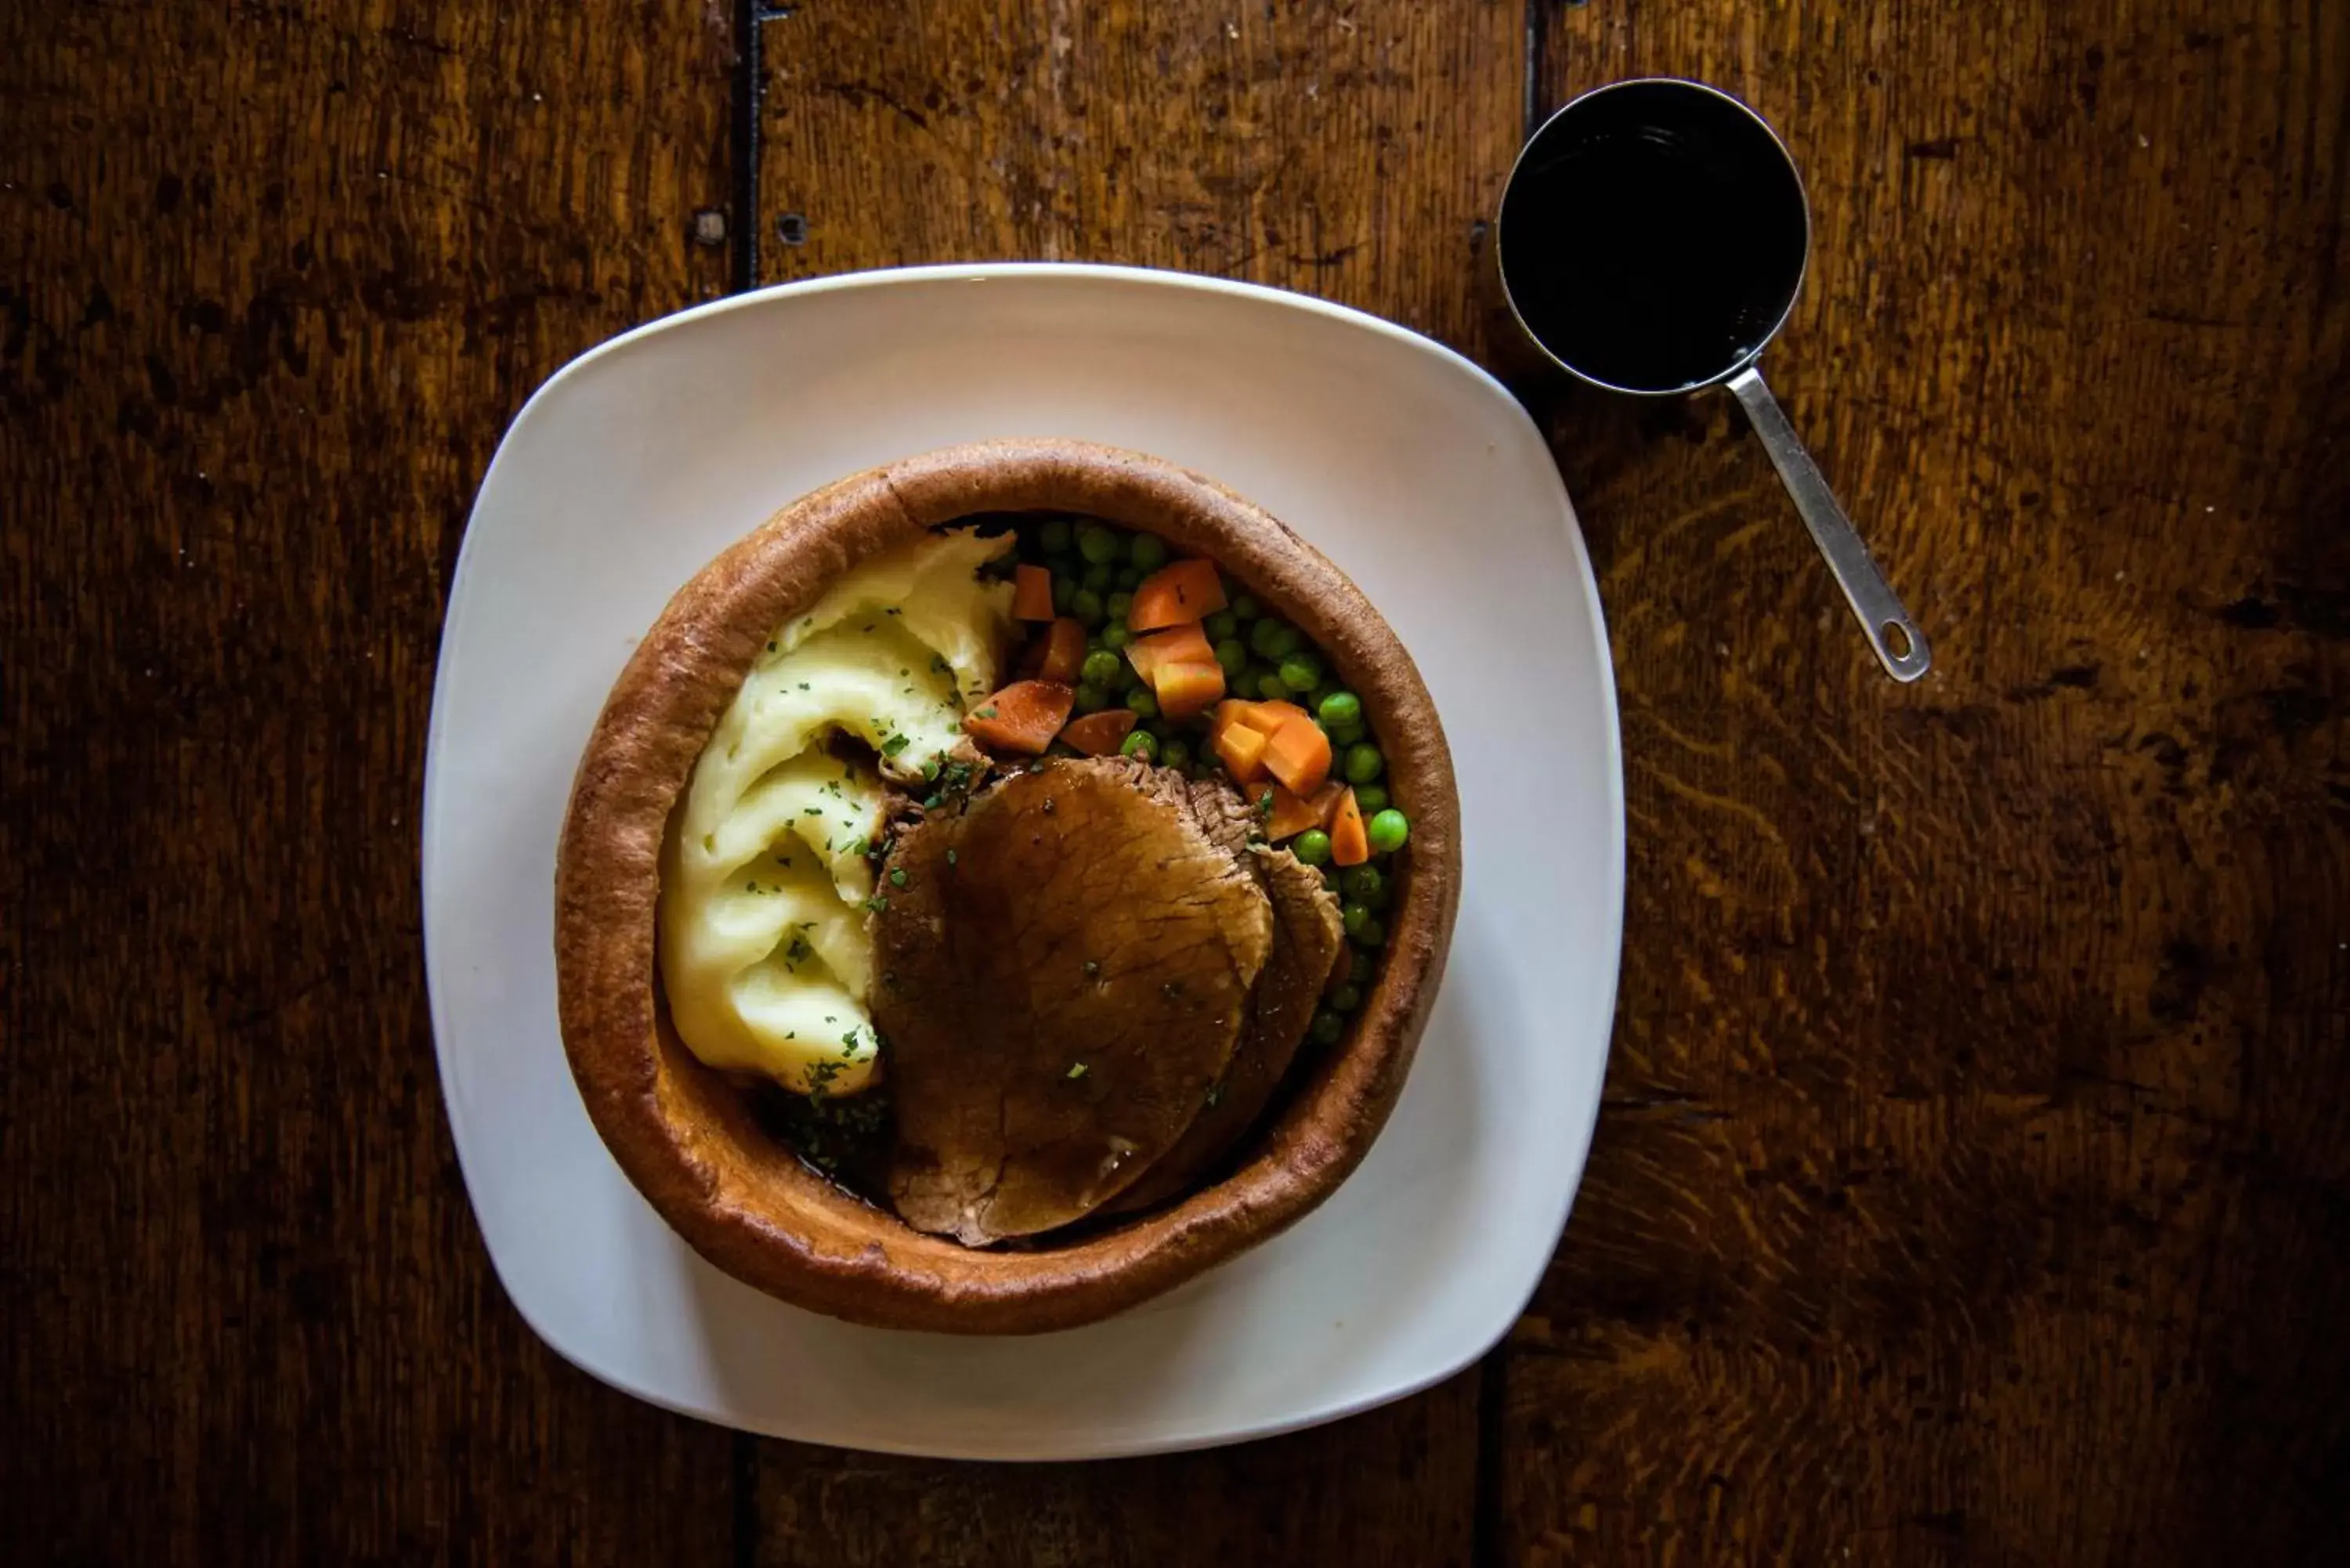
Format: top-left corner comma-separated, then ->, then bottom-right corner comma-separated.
1881,621 -> 1914,661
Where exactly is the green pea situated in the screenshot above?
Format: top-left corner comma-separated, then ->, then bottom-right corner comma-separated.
1350,950 -> 1376,985
1205,609 -> 1240,641
1101,620 -> 1135,650
1074,682 -> 1109,714
1321,866 -> 1344,893
1229,594 -> 1261,620
1352,783 -> 1390,813
1123,687 -> 1159,721
1052,576 -> 1076,613
1214,638 -> 1249,676
1277,653 -> 1322,692
1081,561 -> 1113,592
1341,865 -> 1385,904
1070,588 -> 1106,627
1129,533 -> 1169,571
1080,649 -> 1123,687
1159,737 -> 1192,770
1329,984 -> 1362,1014
1249,617 -> 1300,659
1341,902 -> 1372,938
1293,829 -> 1332,865
1317,690 -> 1361,728
1328,721 -> 1365,748
1368,809 -> 1410,854
1256,672 -> 1293,702
1078,526 -> 1122,565
1343,743 -> 1385,785
1039,518 -> 1074,554
1105,591 -> 1134,620
1119,730 -> 1157,761
1310,1009 -> 1345,1046
1356,917 -> 1387,948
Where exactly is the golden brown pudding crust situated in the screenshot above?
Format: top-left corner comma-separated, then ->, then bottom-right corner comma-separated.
554,439 -> 1462,1334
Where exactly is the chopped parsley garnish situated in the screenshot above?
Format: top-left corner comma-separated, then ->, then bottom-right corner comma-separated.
888,868 -> 909,888
973,706 -> 998,721
864,894 -> 889,913
881,733 -> 912,757
1082,959 -> 1099,977
786,934 -> 813,964
945,848 -> 958,866
1066,1061 -> 1089,1080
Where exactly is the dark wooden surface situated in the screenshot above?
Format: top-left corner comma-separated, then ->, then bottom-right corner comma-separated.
4,2 -> 2344,1563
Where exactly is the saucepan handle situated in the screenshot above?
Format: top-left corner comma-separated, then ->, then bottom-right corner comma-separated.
1727,365 -> 1931,682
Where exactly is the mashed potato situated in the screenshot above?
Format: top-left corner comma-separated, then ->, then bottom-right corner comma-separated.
660,530 -> 1013,1094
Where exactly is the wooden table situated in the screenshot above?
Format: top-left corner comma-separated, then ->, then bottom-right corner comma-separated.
6,2 -> 2345,1562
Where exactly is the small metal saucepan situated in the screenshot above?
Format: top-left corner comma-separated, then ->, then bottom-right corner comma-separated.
1494,78 -> 1930,682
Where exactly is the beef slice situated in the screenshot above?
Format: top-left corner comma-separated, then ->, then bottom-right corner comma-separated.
872,757 -> 1274,1244
1104,779 -> 1347,1213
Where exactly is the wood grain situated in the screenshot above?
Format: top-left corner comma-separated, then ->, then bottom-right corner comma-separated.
1499,2 -> 2350,1563
754,0 -> 1523,354
754,1369 -> 1480,1567
0,2 -> 738,1563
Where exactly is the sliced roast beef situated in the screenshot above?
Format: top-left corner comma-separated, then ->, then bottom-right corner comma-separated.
1104,779 -> 1346,1212
871,758 -> 1274,1245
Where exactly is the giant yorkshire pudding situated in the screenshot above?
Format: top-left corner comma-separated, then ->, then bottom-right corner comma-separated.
555,439 -> 1460,1334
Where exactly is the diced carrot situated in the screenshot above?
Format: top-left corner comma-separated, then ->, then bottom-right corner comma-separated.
1206,699 -> 1254,744
963,680 -> 1076,756
1129,560 -> 1228,632
1059,709 -> 1138,756
1012,564 -> 1055,621
1249,699 -> 1312,732
1126,622 -> 1217,686
1215,717 -> 1270,782
1154,659 -> 1227,722
1036,616 -> 1086,685
1262,714 -> 1333,796
1206,698 -> 1307,745
1329,787 -> 1371,865
1265,782 -> 1343,840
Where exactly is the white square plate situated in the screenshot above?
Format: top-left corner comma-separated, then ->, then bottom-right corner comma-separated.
423,264 -> 1624,1459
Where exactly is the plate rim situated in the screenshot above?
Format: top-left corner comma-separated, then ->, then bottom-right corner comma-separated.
421,262 -> 1626,1458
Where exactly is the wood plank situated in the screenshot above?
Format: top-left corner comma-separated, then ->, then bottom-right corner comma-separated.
1502,3 -> 2350,1563
0,2 -> 739,1562
754,0 -> 1524,353
747,5 -> 1517,1555
754,1368 -> 1480,1566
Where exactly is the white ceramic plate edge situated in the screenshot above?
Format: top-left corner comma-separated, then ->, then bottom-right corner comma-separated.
420,263 -> 1626,1458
